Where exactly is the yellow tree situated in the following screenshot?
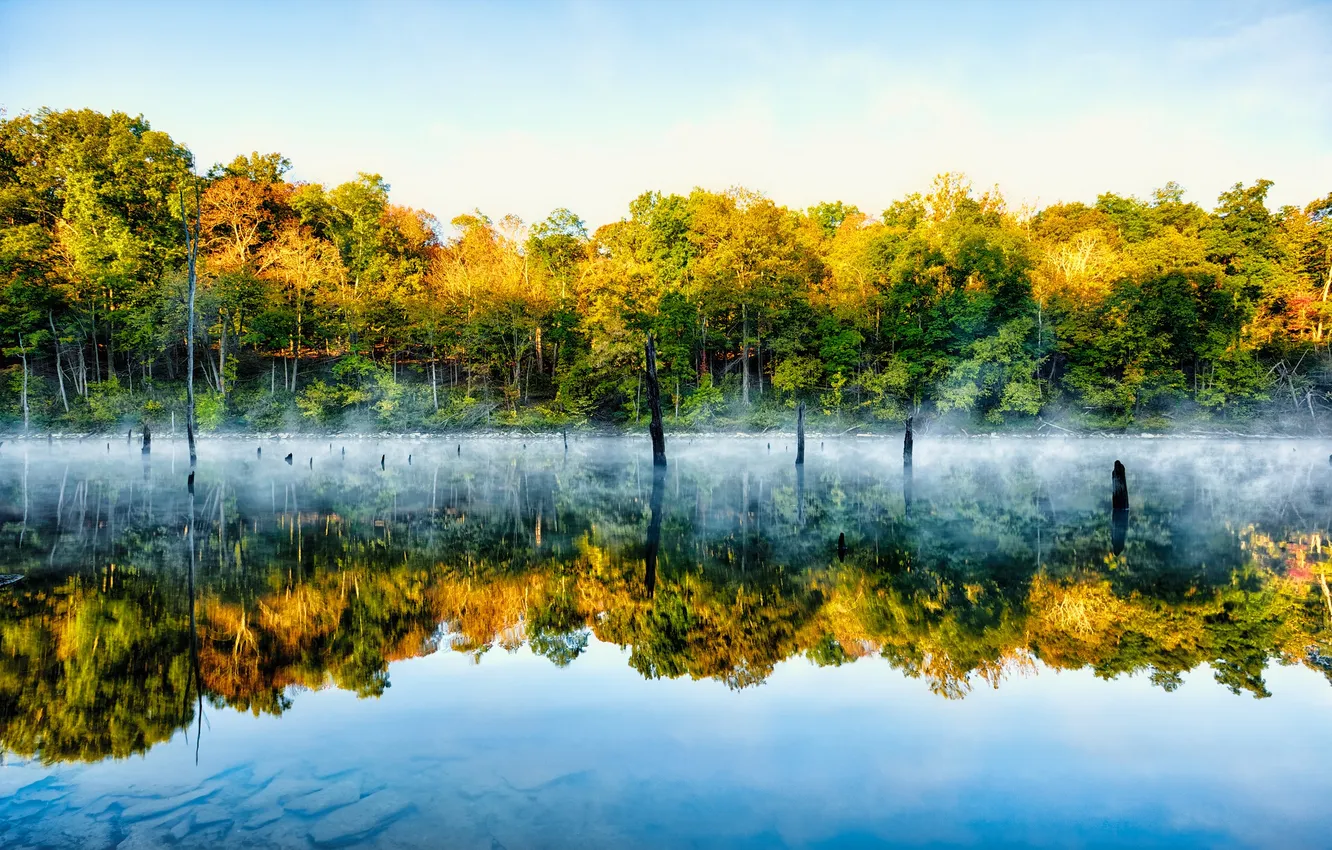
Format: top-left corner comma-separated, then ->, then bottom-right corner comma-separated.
428,213 -> 551,407
259,225 -> 341,391
198,176 -> 290,397
688,188 -> 807,405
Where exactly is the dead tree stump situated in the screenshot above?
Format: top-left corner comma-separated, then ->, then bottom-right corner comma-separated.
795,402 -> 805,466
645,334 -> 667,468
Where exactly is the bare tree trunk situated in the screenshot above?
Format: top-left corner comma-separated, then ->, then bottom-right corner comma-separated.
91,306 -> 101,383
217,309 -> 226,401
756,313 -> 762,398
180,183 -> 199,467
700,315 -> 708,382
431,358 -> 439,411
795,400 -> 804,466
198,326 -> 220,393
741,303 -> 750,406
1318,249 -> 1331,342
645,333 -> 666,467
18,334 -> 29,432
291,325 -> 300,392
106,309 -> 114,382
49,312 -> 68,413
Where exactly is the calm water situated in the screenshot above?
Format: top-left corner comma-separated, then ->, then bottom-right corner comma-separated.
0,435 -> 1330,849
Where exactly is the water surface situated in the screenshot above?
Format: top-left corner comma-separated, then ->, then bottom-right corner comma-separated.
1,436 -> 1330,848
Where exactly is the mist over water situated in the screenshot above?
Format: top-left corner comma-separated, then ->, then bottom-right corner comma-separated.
1,435 -> 1330,848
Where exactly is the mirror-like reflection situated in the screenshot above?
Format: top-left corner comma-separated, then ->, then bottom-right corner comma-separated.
2,437 -> 1330,764
1,437 -> 1330,847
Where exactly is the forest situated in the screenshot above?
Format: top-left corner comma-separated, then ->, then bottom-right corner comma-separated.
2,108 -> 1331,433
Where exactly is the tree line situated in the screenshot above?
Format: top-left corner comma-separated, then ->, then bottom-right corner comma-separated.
2,108 -> 1330,432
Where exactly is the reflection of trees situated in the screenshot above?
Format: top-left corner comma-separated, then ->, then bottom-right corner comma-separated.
0,574 -> 194,763
2,446 -> 1331,763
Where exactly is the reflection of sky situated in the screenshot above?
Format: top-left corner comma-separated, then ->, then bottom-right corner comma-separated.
5,636 -> 1330,848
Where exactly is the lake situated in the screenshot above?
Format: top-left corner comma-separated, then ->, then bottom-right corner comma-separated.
0,435 -> 1330,849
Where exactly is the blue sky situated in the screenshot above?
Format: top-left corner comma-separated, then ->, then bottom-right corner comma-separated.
2,0 -> 1329,228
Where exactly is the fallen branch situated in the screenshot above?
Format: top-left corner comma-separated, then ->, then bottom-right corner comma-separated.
1037,417 -> 1079,434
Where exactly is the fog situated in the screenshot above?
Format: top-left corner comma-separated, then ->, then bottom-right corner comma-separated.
1,433 -> 1330,551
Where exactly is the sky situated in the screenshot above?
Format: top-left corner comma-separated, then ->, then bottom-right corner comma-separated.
1,0 -> 1329,229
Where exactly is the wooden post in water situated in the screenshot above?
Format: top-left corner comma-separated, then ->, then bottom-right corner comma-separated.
1111,460 -> 1129,555
795,401 -> 805,466
1112,460 -> 1129,512
903,415 -> 914,512
645,334 -> 667,468
141,421 -> 151,455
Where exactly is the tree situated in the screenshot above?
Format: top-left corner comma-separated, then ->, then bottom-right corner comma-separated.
259,225 -> 342,392
179,180 -> 201,464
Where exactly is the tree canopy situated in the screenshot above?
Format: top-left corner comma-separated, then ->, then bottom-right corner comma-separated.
2,108 -> 1331,433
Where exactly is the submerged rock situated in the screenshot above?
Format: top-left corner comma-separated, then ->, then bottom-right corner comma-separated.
308,790 -> 411,846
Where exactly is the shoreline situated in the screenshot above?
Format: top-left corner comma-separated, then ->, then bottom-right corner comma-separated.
0,428 -> 1326,442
